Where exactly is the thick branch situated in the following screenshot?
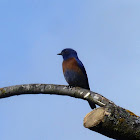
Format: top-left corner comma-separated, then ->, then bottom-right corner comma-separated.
0,84 -> 140,140
0,84 -> 113,107
84,106 -> 140,140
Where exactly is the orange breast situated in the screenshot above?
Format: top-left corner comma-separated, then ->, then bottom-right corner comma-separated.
62,58 -> 81,73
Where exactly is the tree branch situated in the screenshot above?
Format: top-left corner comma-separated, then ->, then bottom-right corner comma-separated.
0,84 -> 113,107
0,84 -> 139,140
84,106 -> 140,140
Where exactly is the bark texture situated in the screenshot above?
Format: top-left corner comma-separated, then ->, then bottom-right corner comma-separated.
0,84 -> 113,107
0,84 -> 139,140
84,106 -> 140,140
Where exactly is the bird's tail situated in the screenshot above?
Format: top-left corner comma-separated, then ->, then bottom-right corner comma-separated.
88,101 -> 96,109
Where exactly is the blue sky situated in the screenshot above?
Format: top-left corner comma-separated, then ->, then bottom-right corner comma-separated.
0,0 -> 140,140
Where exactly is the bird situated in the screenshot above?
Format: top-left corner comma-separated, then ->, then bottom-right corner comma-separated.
57,48 -> 96,109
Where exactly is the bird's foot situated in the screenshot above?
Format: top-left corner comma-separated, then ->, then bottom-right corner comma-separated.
63,85 -> 74,89
66,85 -> 74,88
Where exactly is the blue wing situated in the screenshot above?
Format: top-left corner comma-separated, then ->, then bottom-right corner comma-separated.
75,58 -> 90,89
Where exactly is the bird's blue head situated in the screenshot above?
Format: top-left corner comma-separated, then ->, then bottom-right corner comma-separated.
57,48 -> 78,60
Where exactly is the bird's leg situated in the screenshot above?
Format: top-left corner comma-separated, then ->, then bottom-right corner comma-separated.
63,85 -> 74,89
66,85 -> 74,88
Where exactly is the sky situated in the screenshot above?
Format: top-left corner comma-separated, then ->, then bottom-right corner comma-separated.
0,0 -> 140,140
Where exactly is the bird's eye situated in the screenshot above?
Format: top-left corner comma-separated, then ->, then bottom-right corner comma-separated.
64,50 -> 68,53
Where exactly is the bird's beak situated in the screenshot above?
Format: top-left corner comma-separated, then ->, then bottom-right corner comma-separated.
57,53 -> 62,55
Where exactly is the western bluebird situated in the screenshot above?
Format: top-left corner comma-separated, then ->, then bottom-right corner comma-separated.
58,48 -> 96,109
